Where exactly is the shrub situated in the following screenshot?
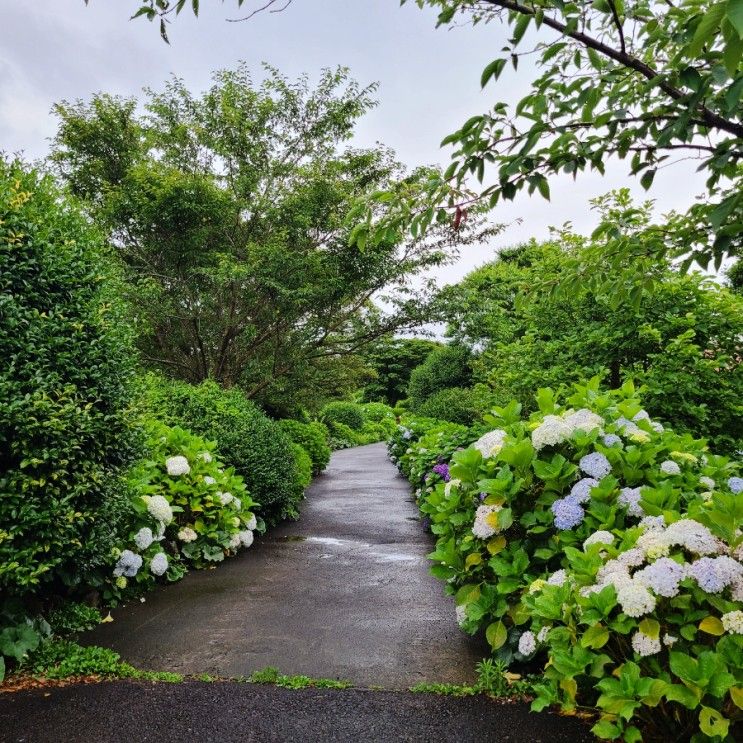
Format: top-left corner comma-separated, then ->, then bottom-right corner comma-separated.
94,422 -> 259,603
0,159 -> 137,601
326,421 -> 363,450
320,401 -> 365,431
291,444 -> 313,491
142,377 -> 303,524
360,401 -> 396,423
416,387 -> 484,425
407,345 -> 472,410
394,378 -> 742,741
279,420 -> 331,474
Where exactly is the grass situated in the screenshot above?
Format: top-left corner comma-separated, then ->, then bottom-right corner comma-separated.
409,659 -> 535,699
248,666 -> 353,689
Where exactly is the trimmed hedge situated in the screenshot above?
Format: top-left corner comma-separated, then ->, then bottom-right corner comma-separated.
279,420 -> 331,475
0,159 -> 137,599
143,378 -> 304,524
320,401 -> 365,431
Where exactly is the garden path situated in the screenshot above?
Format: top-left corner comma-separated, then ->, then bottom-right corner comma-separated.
84,442 -> 487,687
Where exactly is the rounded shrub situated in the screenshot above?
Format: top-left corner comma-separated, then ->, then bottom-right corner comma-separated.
143,377 -> 303,524
279,420 -> 331,475
360,402 -> 396,423
407,345 -> 472,410
0,159 -> 137,599
416,387 -> 482,425
320,401 -> 365,431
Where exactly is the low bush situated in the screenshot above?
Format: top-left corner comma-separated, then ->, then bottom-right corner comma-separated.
143,377 -> 303,524
94,422 -> 259,603
321,401 -> 365,431
391,378 -> 742,741
0,159 -> 137,602
360,402 -> 396,423
407,345 -> 472,410
416,386 -> 486,425
279,420 -> 331,474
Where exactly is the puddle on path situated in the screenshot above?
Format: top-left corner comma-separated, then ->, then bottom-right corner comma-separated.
275,535 -> 421,563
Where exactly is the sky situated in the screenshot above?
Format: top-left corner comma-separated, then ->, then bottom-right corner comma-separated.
1,0 -> 706,285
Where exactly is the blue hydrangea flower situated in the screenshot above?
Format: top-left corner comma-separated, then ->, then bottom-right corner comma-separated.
602,434 -> 622,447
551,497 -> 585,530
728,477 -> 743,494
569,477 -> 599,504
618,486 -> 644,518
579,452 -> 612,479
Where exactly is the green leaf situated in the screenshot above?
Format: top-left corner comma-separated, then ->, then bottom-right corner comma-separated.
728,0 -> 743,38
581,623 -> 610,649
699,706 -> 729,738
687,3 -> 726,56
481,58 -> 507,88
486,620 -> 508,650
640,169 -> 656,190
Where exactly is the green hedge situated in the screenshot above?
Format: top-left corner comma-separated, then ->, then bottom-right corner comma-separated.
0,160 -> 137,599
279,420 -> 331,475
320,401 -> 365,431
143,377 -> 304,524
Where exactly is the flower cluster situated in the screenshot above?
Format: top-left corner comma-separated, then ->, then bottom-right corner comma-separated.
472,503 -> 502,540
431,463 -> 450,482
551,497 -> 584,530
473,429 -> 507,458
579,452 -> 612,479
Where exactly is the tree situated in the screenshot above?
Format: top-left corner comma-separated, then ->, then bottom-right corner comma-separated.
441,200 -> 743,451
361,336 -> 442,404
51,65 -> 485,411
401,1 -> 743,272
407,344 -> 473,409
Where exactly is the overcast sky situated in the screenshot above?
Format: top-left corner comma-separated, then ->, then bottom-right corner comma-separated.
1,0 -> 705,284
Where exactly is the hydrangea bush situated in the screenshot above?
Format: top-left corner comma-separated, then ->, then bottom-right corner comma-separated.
391,378 -> 741,740
101,423 -> 260,601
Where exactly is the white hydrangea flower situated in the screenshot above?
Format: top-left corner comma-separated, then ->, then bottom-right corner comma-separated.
455,604 -> 467,626
473,430 -> 507,458
532,415 -> 572,450
634,557 -> 686,598
238,530 -> 254,548
617,548 -> 646,568
232,497 -> 242,511
640,515 -> 666,532
472,503 -> 502,540
150,552 -> 168,576
570,478 -> 599,504
660,460 -> 681,476
615,417 -> 641,436
636,530 -> 671,559
584,530 -> 615,550
218,492 -> 234,506
165,455 -> 191,477
699,476 -> 715,490
444,479 -> 461,497
537,626 -> 550,643
547,569 -> 568,586
246,515 -> 257,531
633,410 -> 651,422
178,527 -> 198,543
721,610 -> 743,634
134,527 -> 154,551
665,519 -> 725,556
199,451 -> 213,463
616,580 -> 656,617
663,634 -> 677,647
631,630 -> 661,656
228,533 -> 241,549
203,476 -> 216,486
145,495 -> 173,524
518,630 -> 536,656
564,409 -> 604,434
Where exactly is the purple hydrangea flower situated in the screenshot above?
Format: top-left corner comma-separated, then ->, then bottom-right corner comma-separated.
432,463 -> 450,482
728,477 -> 743,494
551,497 -> 585,530
618,487 -> 644,518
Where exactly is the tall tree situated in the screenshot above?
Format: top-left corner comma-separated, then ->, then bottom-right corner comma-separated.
51,65 -> 490,410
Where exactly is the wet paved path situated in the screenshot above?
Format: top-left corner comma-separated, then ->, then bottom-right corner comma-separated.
83,443 -> 487,688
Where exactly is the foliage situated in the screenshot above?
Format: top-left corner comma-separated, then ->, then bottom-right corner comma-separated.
143,377 -> 303,524
359,401 -> 396,423
442,224 -> 743,453
392,378 -> 742,741
361,337 -> 442,404
0,158 -> 137,601
20,638 -> 183,682
320,401 -> 365,431
279,420 -> 331,475
46,604 -> 101,637
247,666 -> 353,689
416,386 -> 492,426
50,65 -> 475,413
291,444 -> 313,491
388,0 -> 743,285
407,344 -> 473,411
